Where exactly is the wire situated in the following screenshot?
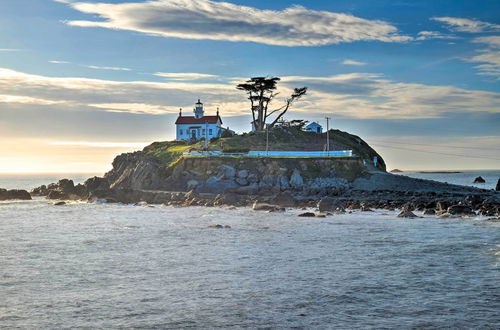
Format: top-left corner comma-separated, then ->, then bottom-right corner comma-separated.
371,143 -> 500,161
368,139 -> 500,151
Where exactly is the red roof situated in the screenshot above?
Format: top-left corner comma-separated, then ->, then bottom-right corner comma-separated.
175,115 -> 222,125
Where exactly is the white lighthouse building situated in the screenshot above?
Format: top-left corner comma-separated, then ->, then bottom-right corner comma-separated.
175,99 -> 224,141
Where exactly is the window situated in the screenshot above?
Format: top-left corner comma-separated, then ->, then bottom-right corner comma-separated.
202,129 -> 206,134
180,129 -> 183,135
209,129 -> 213,135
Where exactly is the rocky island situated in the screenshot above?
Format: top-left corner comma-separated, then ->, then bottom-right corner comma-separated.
4,126 -> 500,218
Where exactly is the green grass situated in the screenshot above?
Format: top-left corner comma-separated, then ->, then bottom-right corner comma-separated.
142,127 -> 386,171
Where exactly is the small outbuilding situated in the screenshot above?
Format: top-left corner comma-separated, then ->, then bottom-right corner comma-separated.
304,122 -> 323,134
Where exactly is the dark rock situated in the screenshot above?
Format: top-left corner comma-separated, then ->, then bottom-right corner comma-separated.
496,178 -> 500,191
360,202 -> 373,212
298,212 -> 316,217
317,197 -> 345,213
271,191 -> 297,208
315,214 -> 327,218
0,188 -> 32,201
31,185 -> 48,196
47,190 -> 68,200
447,205 -> 475,216
423,208 -> 436,215
54,201 -> 66,206
397,210 -> 418,218
84,176 -> 109,192
473,176 -> 485,183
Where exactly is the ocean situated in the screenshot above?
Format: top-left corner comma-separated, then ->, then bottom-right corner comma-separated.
1,171 -> 499,328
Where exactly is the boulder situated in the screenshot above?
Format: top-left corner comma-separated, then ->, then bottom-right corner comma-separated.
54,201 -> 66,206
31,185 -> 48,196
47,190 -> 68,200
235,177 -> 249,186
298,212 -> 316,217
277,176 -> 290,190
289,169 -> 304,189
473,176 -> 486,183
217,165 -> 236,180
237,170 -> 249,179
0,188 -> 32,201
496,178 -> 500,191
213,193 -> 241,206
397,210 -> 418,218
447,205 -> 475,216
247,174 -> 259,184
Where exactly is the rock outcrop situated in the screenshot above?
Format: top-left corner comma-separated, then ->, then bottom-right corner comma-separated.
473,176 -> 486,183
0,188 -> 32,201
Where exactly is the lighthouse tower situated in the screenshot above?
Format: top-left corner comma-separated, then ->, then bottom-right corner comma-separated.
194,99 -> 204,119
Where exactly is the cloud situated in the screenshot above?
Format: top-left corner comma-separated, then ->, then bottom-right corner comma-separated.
0,67 -> 498,120
0,49 -> 20,52
82,65 -> 131,71
468,36 -> 500,78
49,60 -> 71,64
64,0 -> 411,47
154,72 -> 219,80
416,31 -> 456,41
431,17 -> 500,33
342,60 -> 367,66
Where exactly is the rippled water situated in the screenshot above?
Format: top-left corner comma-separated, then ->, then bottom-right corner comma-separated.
1,198 -> 499,328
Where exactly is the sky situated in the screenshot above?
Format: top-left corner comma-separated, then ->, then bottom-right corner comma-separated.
0,0 -> 499,173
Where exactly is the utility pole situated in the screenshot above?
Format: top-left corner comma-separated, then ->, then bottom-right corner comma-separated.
265,124 -> 269,156
205,120 -> 208,150
325,116 -> 331,156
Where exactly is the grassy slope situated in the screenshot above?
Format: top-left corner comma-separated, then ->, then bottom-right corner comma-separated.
143,127 -> 386,171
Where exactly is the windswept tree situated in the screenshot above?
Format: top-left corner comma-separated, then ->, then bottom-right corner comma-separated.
236,77 -> 307,131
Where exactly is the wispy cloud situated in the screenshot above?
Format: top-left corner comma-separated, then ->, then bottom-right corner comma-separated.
342,59 -> 367,66
467,37 -> 500,79
49,60 -> 71,64
0,67 -> 498,120
64,0 -> 411,47
82,65 -> 131,71
154,72 -> 219,80
431,17 -> 500,33
0,49 -> 20,52
416,31 -> 456,41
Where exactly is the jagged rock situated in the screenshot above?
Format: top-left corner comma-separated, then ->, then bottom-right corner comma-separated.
237,170 -> 249,179
47,190 -> 68,200
84,176 -> 109,192
105,151 -> 167,190
289,169 -> 304,188
397,210 -> 418,218
0,188 -> 32,201
496,178 -> 500,191
56,179 -> 75,193
473,176 -> 485,183
298,212 -> 316,217
31,185 -> 48,196
447,205 -> 475,216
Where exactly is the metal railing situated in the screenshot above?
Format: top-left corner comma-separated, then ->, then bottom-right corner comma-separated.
183,150 -> 353,158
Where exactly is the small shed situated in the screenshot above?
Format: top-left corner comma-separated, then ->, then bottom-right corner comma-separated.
304,122 -> 323,134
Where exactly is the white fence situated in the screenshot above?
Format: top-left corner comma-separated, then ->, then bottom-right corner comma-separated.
183,150 -> 353,158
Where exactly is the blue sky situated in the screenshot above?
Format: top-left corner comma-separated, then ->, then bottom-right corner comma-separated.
0,0 -> 499,172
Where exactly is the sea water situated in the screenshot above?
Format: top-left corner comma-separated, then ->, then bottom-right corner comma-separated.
0,173 -> 499,328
